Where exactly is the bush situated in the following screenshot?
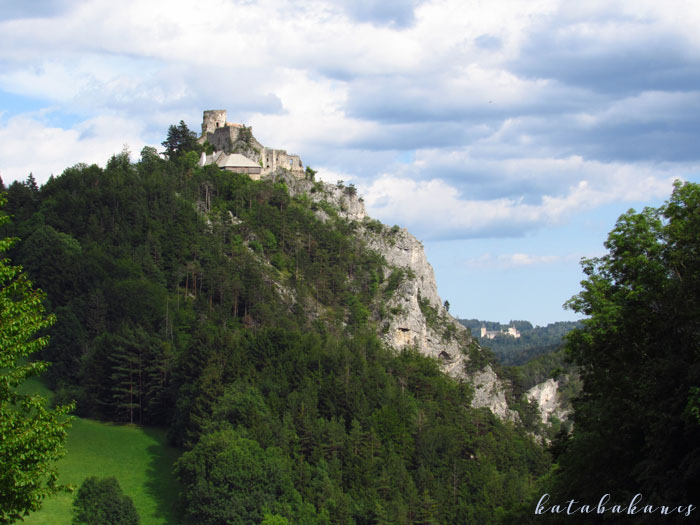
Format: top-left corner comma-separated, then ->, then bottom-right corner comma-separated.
72,476 -> 139,525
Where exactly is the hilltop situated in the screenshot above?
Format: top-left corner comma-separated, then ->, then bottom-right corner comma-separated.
2,114 -> 550,523
193,110 -> 520,418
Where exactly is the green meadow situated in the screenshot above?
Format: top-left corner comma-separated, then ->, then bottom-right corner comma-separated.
19,379 -> 181,525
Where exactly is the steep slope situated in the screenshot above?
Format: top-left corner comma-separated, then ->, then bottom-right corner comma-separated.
4,136 -> 552,523
276,170 -> 517,420
192,108 -> 519,422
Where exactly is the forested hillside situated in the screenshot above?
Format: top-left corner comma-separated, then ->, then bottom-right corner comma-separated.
1,133 -> 550,523
459,319 -> 581,365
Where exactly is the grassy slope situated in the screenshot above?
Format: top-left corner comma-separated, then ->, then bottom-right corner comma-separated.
19,379 -> 182,525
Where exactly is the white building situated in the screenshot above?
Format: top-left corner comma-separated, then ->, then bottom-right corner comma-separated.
480,325 -> 520,339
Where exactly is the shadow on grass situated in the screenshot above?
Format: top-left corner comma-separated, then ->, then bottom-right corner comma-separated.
142,427 -> 184,524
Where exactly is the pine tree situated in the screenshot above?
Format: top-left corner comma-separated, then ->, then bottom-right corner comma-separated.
161,120 -> 199,159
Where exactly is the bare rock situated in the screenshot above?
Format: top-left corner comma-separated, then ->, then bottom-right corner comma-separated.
526,378 -> 570,424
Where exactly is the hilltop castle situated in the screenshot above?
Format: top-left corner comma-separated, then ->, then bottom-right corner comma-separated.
198,110 -> 304,179
480,325 -> 521,340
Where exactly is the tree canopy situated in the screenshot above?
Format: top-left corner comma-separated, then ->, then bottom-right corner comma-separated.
0,196 -> 73,524
551,180 -> 700,513
3,126 -> 553,523
162,120 -> 200,159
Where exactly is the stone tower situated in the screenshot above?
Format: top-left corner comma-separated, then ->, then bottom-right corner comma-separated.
202,110 -> 227,135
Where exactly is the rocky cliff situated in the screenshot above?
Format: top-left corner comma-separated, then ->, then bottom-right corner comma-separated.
363,225 -> 466,373
275,170 -> 518,420
199,112 -> 519,422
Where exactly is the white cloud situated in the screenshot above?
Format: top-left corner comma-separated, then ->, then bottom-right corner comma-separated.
0,114 -> 151,185
2,0 -> 699,325
1,0 -> 698,241
361,157 -> 681,239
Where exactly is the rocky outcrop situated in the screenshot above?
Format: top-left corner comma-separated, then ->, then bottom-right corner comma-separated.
362,225 -> 467,373
279,174 -> 518,420
470,365 -> 518,421
360,213 -> 524,420
275,173 -> 367,223
526,378 -> 569,424
231,154 -> 518,421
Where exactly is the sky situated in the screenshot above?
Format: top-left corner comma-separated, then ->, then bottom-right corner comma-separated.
1,0 -> 699,326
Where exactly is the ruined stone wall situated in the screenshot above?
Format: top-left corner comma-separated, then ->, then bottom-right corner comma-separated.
200,110 -> 305,179
260,147 -> 304,176
209,126 -> 240,151
202,125 -> 264,154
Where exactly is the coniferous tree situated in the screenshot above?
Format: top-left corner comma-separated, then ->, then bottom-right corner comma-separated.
162,120 -> 199,159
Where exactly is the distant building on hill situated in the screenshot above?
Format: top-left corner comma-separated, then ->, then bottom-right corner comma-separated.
198,109 -> 304,177
480,325 -> 521,339
505,326 -> 520,338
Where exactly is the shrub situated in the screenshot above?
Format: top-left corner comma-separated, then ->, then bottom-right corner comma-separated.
72,476 -> 139,525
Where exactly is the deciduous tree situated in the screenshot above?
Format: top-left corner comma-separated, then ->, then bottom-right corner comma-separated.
0,197 -> 73,523
553,181 -> 700,509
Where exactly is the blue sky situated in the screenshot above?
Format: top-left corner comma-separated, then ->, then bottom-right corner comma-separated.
1,0 -> 699,325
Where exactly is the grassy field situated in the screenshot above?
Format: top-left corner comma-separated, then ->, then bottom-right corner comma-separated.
19,379 -> 182,524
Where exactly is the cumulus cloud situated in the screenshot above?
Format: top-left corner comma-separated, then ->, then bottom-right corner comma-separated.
2,0 -> 699,323
0,0 -> 698,243
511,1 -> 700,94
0,113 -> 151,184
360,159 -> 680,240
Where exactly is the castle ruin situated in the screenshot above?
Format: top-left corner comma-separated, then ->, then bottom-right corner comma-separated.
480,325 -> 521,340
199,110 -> 304,179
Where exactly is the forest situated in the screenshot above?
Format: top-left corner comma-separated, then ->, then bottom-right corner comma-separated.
2,120 -> 700,524
458,319 -> 581,366
1,129 -> 549,524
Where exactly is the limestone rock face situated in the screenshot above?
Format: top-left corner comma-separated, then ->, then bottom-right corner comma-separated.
358,212 -> 521,421
311,183 -> 367,222
253,166 -> 516,421
469,365 -> 518,421
288,179 -> 517,419
334,188 -> 367,222
363,226 -> 466,372
274,173 -> 367,223
526,378 -> 569,424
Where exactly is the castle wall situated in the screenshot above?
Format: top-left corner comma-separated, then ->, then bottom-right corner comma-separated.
261,147 -> 304,175
208,126 -> 240,151
200,110 -> 304,178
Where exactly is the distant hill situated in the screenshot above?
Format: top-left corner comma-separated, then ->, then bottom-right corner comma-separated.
458,319 -> 582,365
